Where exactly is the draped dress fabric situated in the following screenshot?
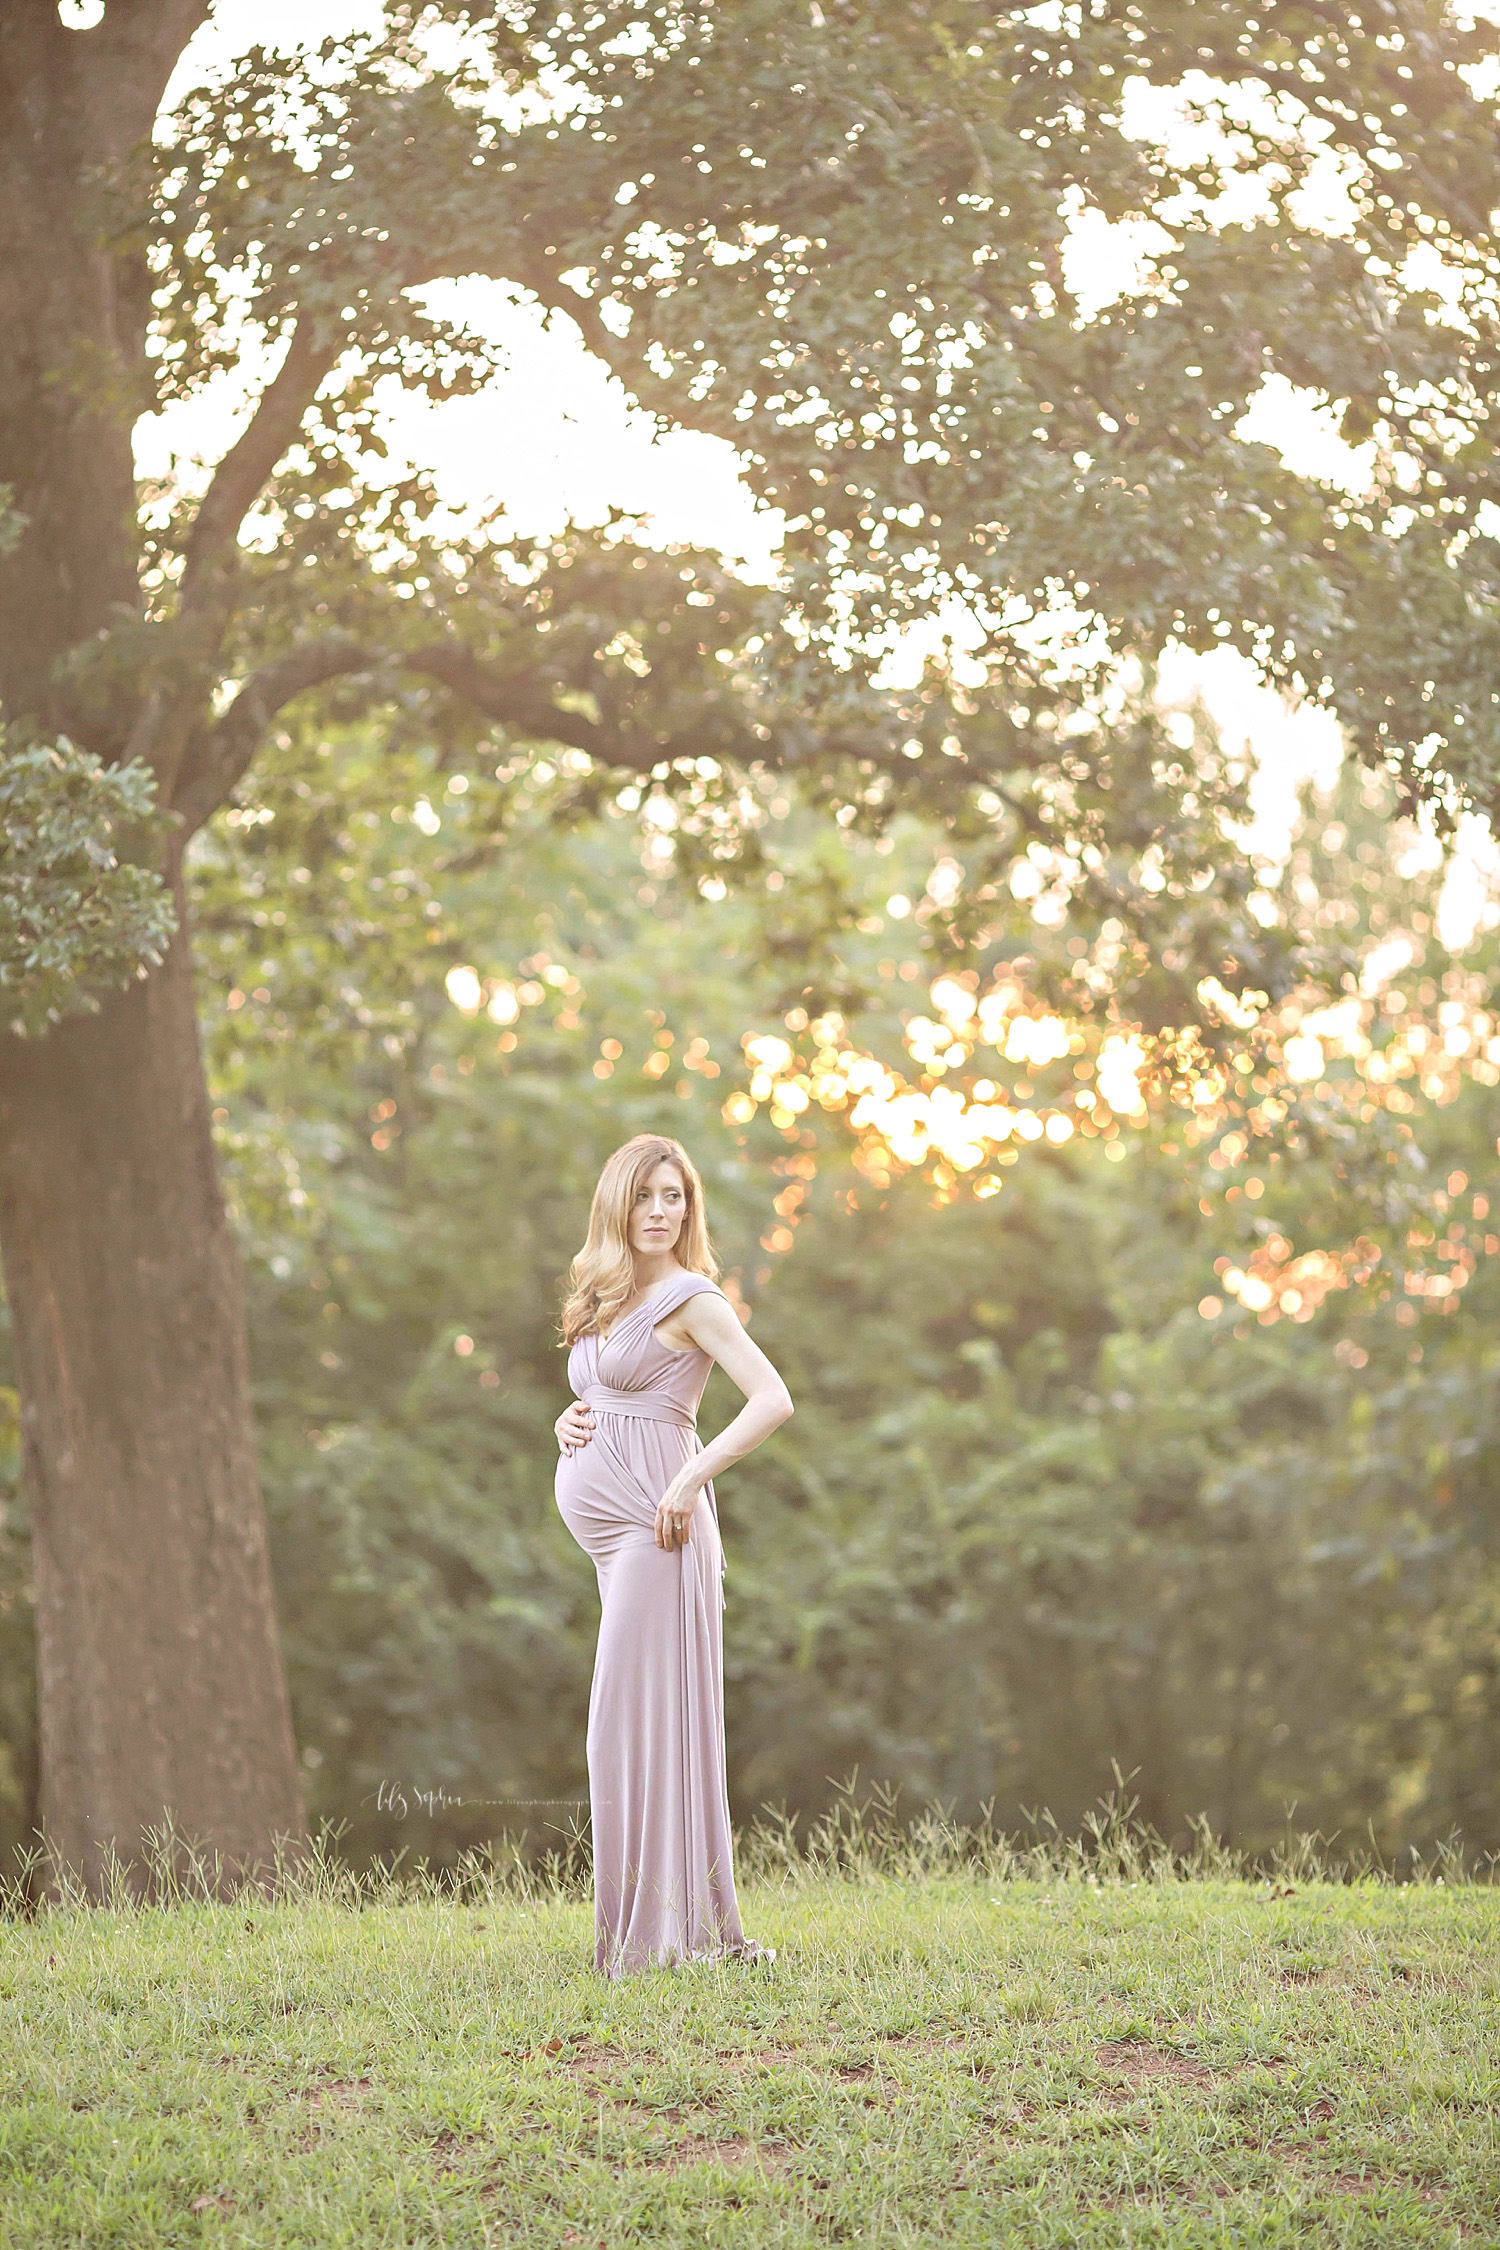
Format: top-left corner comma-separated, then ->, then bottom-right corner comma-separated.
555,1269 -> 759,1976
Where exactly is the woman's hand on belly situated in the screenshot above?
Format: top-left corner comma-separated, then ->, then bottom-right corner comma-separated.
654,1460 -> 708,1552
555,1400 -> 595,1455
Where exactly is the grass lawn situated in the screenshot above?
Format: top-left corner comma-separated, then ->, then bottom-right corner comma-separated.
1,1871 -> 1496,2246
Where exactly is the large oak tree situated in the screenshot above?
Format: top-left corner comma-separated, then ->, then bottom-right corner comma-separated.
0,0 -> 1493,1894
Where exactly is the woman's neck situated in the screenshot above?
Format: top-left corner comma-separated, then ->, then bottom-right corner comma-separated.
629,1250 -> 682,1299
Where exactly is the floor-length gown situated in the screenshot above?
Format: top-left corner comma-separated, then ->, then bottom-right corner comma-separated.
555,1268 -> 761,1976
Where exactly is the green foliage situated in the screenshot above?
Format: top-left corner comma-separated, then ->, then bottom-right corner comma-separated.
726,1132 -> 1500,1855
0,739 -> 176,1036
3,698 -> 1494,1884
101,715 -> 1490,1883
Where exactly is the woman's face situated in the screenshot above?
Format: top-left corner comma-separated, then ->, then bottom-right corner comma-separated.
628,1160 -> 687,1259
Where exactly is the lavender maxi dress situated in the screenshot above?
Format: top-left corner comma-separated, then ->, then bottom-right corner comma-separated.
555,1270 -> 758,1975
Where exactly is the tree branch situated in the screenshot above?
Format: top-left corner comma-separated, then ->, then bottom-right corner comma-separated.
172,636 -> 371,834
172,633 -> 656,835
132,321 -> 347,810
404,642 -> 608,757
179,323 -> 343,625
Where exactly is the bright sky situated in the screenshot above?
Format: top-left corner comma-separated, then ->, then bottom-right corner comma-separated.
132,0 -> 1496,939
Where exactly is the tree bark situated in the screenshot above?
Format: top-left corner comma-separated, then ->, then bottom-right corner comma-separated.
0,869 -> 306,1901
0,4 -> 309,1901
0,1 -> 208,744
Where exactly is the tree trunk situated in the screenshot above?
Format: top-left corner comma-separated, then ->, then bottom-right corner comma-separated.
0,868 -> 306,1901
0,2 -> 304,1903
0,2 -> 208,745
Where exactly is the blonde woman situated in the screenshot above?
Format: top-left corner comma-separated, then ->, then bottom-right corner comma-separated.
554,1134 -> 793,1975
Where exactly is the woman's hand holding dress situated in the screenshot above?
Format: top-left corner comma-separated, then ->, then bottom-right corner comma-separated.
653,1460 -> 705,1551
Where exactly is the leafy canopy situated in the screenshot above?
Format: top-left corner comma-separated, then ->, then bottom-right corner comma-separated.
136,0 -> 1500,836
25,1 -> 1500,1031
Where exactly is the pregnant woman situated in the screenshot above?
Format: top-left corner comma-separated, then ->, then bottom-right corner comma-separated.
554,1133 -> 793,1976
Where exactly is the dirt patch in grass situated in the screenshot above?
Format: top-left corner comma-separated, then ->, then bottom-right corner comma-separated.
544,2034 -> 808,2085
1384,1962 -> 1469,1991
716,2034 -> 995,2085
538,2032 -> 1017,2109
281,2071 -> 377,2151
428,2128 -> 494,2176
1271,1962 -> 1454,2004
293,2073 -> 376,2110
1265,2142 -> 1460,2217
538,2030 -> 993,2087
982,2100 -> 1040,2128
704,2045 -> 808,2072
554,2041 -> 629,2079
876,2030 -> 973,2051
508,2104 -> 792,2179
950,2107 -> 1044,2182
1271,1959 -> 1467,1997
612,2097 -> 715,2128
870,2030 -> 1013,2079
1095,2179 -> 1237,2212
634,2129 -> 792,2175
1094,2041 -> 1214,2104
1276,1971 -> 1386,2009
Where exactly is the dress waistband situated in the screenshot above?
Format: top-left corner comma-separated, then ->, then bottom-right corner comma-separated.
582,1385 -> 696,1430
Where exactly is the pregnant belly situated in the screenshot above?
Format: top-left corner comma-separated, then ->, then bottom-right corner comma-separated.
557,1404 -> 688,1530
554,1415 -> 706,1561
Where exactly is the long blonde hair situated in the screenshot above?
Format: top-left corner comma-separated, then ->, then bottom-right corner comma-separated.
560,1135 -> 717,1345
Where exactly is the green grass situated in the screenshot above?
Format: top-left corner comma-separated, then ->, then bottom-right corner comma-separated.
1,1857 -> 1496,2247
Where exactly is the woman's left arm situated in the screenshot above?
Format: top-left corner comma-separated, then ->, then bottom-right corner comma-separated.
654,1294 -> 793,1550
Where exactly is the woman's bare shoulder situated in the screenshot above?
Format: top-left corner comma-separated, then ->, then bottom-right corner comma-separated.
671,1285 -> 746,1348
651,1277 -> 726,1343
